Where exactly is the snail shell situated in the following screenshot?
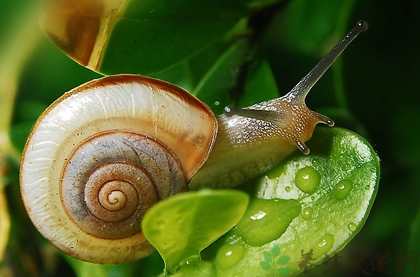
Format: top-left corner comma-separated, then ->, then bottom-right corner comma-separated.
20,75 -> 217,263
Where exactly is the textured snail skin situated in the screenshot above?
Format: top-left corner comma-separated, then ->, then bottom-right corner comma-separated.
20,75 -> 217,263
189,97 -> 332,190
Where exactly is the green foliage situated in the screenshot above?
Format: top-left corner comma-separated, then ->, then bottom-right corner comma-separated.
138,127 -> 378,276
6,0 -> 420,276
99,0 -> 247,75
198,127 -> 378,276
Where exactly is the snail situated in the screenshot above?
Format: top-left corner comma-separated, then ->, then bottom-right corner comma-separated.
20,21 -> 368,264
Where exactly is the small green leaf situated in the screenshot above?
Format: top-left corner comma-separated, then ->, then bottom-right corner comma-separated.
142,190 -> 249,273
271,244 -> 281,258
277,255 -> 291,265
263,251 -> 273,262
278,266 -> 293,276
260,261 -> 272,271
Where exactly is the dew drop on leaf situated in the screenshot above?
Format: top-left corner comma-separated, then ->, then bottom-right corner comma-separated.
215,242 -> 246,269
313,234 -> 335,260
295,167 -> 320,194
348,222 -> 357,232
333,179 -> 353,200
233,199 -> 301,246
311,158 -> 320,166
302,207 -> 313,220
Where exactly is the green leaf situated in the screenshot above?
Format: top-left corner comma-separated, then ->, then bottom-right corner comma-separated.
193,41 -> 279,114
193,41 -> 247,114
271,244 -> 281,257
102,0 -> 247,74
260,261 -> 272,271
276,255 -> 290,265
142,190 -> 249,273
237,60 -> 279,108
206,127 -> 380,276
281,0 -> 356,54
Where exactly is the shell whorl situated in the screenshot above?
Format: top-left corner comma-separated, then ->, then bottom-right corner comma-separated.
61,131 -> 186,240
20,75 -> 217,263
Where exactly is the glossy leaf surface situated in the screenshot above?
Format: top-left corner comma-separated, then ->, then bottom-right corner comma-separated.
193,41 -> 279,114
204,127 -> 380,276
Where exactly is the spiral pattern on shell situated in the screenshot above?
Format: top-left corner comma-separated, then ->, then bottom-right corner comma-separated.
20,75 -> 218,263
61,131 -> 185,240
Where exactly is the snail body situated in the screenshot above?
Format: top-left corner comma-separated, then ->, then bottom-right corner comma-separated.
20,21 -> 368,263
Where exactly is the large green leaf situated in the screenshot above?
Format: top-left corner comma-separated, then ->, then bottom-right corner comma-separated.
141,127 -> 379,276
202,127 -> 379,276
40,0 -> 247,75
142,190 -> 249,274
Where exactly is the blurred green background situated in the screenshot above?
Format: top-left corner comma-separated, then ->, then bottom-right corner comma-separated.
1,0 -> 420,276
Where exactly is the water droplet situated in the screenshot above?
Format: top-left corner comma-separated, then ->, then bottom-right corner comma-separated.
233,199 -> 301,247
295,167 -> 320,194
348,222 -> 357,232
285,186 -> 291,192
312,158 -> 320,166
344,163 -> 352,171
312,234 -> 334,260
250,211 -> 266,220
302,207 -> 313,220
215,242 -> 246,269
318,238 -> 327,248
214,101 -> 220,106
333,179 -> 353,200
